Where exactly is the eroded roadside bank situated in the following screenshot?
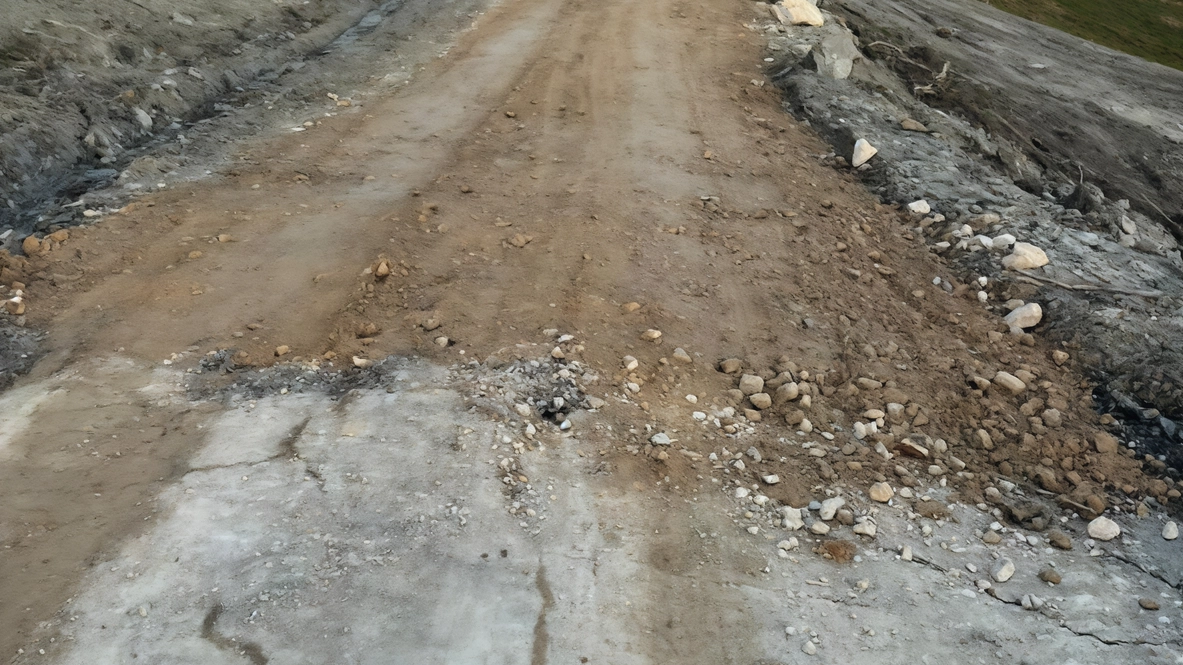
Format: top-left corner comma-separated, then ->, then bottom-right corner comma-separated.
759,0 -> 1183,472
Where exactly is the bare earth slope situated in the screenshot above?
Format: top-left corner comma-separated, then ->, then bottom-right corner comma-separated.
0,0 -> 384,232
761,0 -> 1183,455
831,0 -> 1183,237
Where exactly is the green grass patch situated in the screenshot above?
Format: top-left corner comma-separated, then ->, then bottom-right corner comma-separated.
987,0 -> 1183,70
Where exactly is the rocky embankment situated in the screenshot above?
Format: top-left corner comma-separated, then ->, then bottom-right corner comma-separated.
0,0 -> 389,235
759,0 -> 1183,473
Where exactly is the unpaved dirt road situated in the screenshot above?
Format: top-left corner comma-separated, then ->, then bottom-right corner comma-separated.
2,0 -> 1180,660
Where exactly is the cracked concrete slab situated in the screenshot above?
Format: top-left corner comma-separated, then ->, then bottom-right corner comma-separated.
9,358 -> 1180,664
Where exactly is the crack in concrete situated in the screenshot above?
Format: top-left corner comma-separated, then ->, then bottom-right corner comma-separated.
1108,550 -> 1183,591
1059,621 -> 1181,648
201,603 -> 269,665
277,416 -> 324,482
184,416 -> 318,478
983,585 -> 1181,648
1061,625 -> 1135,647
982,590 -> 1133,646
531,565 -> 554,665
276,416 -> 312,460
185,459 -> 279,474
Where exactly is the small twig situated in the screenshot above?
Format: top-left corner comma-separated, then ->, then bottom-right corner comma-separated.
1011,272 -> 1164,298
910,554 -> 948,573
865,40 -> 905,55
865,41 -> 935,74
41,19 -> 106,42
1140,195 -> 1175,226
1138,194 -> 1183,243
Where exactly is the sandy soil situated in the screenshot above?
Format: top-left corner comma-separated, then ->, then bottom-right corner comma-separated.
0,0 -> 1179,660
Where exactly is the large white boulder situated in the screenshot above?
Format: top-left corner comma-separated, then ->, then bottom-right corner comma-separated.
1001,242 -> 1049,270
813,31 -> 861,79
770,0 -> 824,27
851,139 -> 877,167
1004,302 -> 1042,330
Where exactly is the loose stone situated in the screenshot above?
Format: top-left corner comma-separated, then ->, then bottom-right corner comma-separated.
856,377 -> 883,390
1021,594 -> 1044,611
1048,530 -> 1072,550
1093,432 -> 1120,454
869,482 -> 893,502
1004,303 -> 1043,331
749,392 -> 772,410
851,138 -> 877,167
738,374 -> 765,395
1087,516 -> 1121,541
1001,242 -> 1049,270
720,358 -> 743,374
819,497 -> 845,520
770,0 -> 825,26
775,382 -> 800,403
782,507 -> 805,530
991,558 -> 1015,582
993,371 -> 1027,394
907,200 -> 931,215
1164,521 -> 1179,540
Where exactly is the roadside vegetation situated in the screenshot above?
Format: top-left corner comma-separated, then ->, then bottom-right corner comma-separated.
988,0 -> 1183,70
